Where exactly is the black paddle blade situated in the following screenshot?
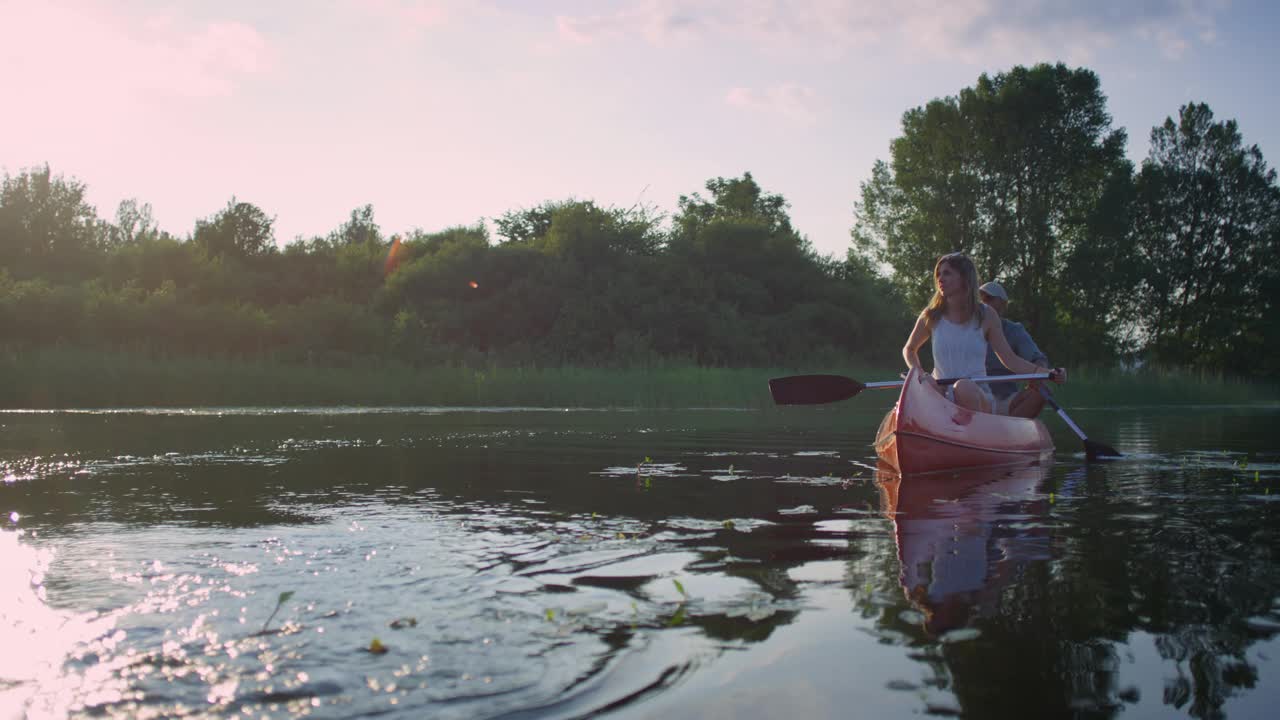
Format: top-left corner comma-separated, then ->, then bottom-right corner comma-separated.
1084,438 -> 1123,460
768,374 -> 865,405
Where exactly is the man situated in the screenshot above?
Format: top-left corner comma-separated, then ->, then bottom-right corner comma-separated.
978,281 -> 1050,418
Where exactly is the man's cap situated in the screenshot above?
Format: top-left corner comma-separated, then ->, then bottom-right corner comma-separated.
978,281 -> 1008,302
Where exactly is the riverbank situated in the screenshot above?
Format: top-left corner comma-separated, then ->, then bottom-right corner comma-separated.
0,348 -> 1274,409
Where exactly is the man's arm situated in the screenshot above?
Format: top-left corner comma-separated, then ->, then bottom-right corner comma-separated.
1006,321 -> 1048,366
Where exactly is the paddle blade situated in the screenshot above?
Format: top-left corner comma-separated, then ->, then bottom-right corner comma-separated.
1084,438 -> 1123,460
768,375 -> 865,405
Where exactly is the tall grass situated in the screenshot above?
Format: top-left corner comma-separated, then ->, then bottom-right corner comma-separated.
1050,368 -> 1280,407
0,347 -> 1274,409
0,347 -> 862,408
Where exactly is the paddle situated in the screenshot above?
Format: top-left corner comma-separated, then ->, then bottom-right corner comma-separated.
1037,385 -> 1122,460
768,372 -> 1051,406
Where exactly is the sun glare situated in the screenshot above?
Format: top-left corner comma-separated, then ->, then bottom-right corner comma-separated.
0,530 -> 122,718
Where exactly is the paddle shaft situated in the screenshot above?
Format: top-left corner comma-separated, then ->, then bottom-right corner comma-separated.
863,372 -> 1051,391
1043,394 -> 1089,440
1036,385 -> 1123,459
767,372 -> 1053,405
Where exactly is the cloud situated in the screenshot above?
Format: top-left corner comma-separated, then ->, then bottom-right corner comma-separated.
725,83 -> 823,124
553,0 -> 1225,63
555,0 -> 705,46
359,0 -> 455,34
149,20 -> 272,97
0,2 -> 274,103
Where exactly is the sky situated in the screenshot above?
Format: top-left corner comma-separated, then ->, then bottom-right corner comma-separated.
2,0 -> 1276,258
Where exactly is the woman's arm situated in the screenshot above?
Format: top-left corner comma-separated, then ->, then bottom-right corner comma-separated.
903,314 -> 930,371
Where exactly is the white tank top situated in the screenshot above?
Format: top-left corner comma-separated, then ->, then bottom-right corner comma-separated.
931,308 -> 988,380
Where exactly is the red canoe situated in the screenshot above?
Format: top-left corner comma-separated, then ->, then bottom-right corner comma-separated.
874,367 -> 1054,474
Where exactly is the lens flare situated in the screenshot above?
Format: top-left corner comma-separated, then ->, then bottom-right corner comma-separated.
383,236 -> 404,277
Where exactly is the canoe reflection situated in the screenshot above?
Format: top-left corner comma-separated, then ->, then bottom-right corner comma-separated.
876,462 -> 1052,636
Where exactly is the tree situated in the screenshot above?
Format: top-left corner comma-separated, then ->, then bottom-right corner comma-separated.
669,173 -> 897,364
495,202 -> 557,245
107,198 -> 159,247
543,201 -> 662,260
495,200 -> 661,258
331,204 -> 381,246
671,172 -> 815,275
193,198 -> 276,259
0,164 -> 101,277
853,64 -> 1134,363
1133,103 -> 1280,373
674,172 -> 796,241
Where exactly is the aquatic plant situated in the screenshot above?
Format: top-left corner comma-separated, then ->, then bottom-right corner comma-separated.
666,604 -> 686,627
260,590 -> 294,633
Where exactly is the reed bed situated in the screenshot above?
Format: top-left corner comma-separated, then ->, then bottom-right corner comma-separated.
0,348 -> 1273,409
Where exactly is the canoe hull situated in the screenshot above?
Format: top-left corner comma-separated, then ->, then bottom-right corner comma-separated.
875,368 -> 1053,475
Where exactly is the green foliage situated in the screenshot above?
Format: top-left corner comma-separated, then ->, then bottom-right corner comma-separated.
853,63 -> 1134,365
675,171 -> 795,239
0,164 -> 102,280
331,204 -> 381,246
8,76 -> 1277,388
103,234 -> 198,291
1133,103 -> 1280,375
105,198 -> 160,248
0,157 -> 1009,376
206,173 -> 864,367
545,200 -> 662,259
498,200 -> 661,259
495,202 -> 557,245
271,297 -> 388,361
193,197 -> 277,259
332,239 -> 387,302
849,63 -> 1279,377
0,274 -> 85,344
404,223 -> 490,255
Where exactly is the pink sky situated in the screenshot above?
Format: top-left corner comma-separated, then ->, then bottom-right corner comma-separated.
2,0 -> 1273,256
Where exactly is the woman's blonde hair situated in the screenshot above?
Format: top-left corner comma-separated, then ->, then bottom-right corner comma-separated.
922,252 -> 983,329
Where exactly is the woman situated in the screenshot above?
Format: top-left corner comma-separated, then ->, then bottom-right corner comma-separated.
903,253 -> 1064,413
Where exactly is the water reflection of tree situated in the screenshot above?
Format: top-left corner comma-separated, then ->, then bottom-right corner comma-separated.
1059,463 -> 1279,719
858,461 -> 1280,719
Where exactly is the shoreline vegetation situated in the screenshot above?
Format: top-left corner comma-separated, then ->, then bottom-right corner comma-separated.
1,348 -> 1274,410
3,64 -> 1277,393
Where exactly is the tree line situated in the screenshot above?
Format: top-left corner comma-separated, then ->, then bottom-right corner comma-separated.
2,62 -> 1276,376
0,169 -> 903,368
853,63 -> 1279,377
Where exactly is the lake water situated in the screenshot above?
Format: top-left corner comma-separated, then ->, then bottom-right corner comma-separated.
2,401 -> 1279,719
